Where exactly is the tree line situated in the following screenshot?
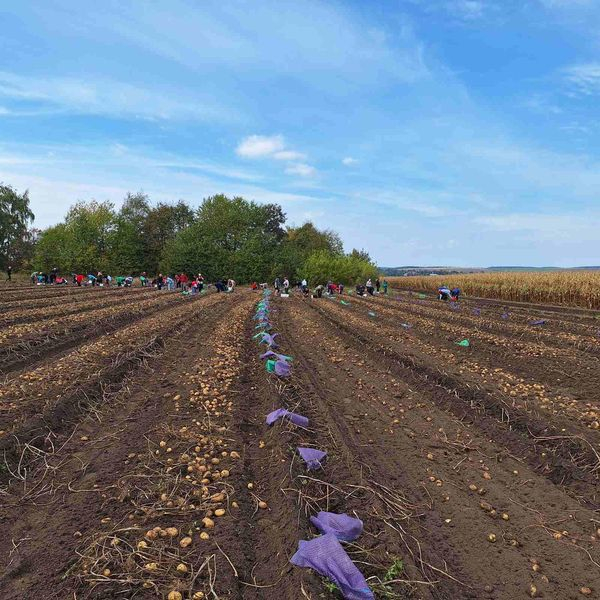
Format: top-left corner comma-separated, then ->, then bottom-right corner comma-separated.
0,184 -> 378,285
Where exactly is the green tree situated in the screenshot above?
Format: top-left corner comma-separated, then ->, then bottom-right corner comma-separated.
144,200 -> 194,273
161,194 -> 285,281
301,250 -> 378,286
275,222 -> 344,280
349,248 -> 371,262
110,192 -> 151,274
0,184 -> 35,270
9,227 -> 40,271
34,200 -> 116,273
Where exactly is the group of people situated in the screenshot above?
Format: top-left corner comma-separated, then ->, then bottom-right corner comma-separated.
29,268 -> 239,294
355,278 -> 388,296
260,276 -> 390,299
438,286 -> 461,301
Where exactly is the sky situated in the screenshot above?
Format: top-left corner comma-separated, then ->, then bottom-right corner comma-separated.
1,0 -> 599,267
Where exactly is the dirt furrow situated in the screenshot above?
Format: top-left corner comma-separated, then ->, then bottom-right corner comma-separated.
0,292 -> 242,599
278,296 -> 600,599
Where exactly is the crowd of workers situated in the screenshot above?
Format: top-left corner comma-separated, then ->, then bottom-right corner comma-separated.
21,267 -> 461,304
28,268 -> 237,294
247,276 -> 391,299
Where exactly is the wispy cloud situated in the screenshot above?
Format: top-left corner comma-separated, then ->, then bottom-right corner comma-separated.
407,0 -> 507,22
284,163 -> 316,177
342,157 -> 358,165
70,1 -> 429,86
236,135 -> 285,158
273,150 -> 307,161
236,135 -> 315,176
0,71 -> 230,121
563,63 -> 600,96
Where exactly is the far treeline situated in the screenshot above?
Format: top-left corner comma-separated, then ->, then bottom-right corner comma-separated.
0,184 -> 378,285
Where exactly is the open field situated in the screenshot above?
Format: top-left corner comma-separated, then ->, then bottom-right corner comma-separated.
387,271 -> 600,309
0,286 -> 599,599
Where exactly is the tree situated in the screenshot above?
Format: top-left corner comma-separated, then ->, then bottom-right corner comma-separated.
275,222 -> 344,280
160,194 -> 285,281
301,250 -> 378,286
9,227 -> 40,271
110,192 -> 150,274
349,248 -> 371,262
144,201 -> 194,273
34,200 -> 116,273
34,223 -> 74,272
0,184 -> 34,270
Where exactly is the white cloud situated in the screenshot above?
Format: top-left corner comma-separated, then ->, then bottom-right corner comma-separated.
285,163 -> 316,177
236,134 -> 285,158
563,63 -> 600,96
273,150 -> 306,161
342,157 -> 358,165
67,1 -> 429,86
236,135 -> 312,176
0,71 -> 228,121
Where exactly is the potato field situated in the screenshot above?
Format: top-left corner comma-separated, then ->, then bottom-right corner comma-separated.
0,284 -> 599,599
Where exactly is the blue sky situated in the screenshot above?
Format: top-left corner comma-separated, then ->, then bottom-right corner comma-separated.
1,0 -> 599,267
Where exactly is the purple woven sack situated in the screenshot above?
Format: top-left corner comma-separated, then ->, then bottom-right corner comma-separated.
310,511 -> 363,541
291,534 -> 373,600
274,360 -> 291,377
297,447 -> 327,470
266,408 -> 309,428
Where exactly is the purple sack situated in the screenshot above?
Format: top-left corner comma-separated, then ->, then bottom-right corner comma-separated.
259,333 -> 279,347
291,534 -> 374,600
266,408 -> 309,428
274,360 -> 291,377
297,447 -> 327,470
260,350 -> 293,362
529,319 -> 546,326
310,511 -> 363,541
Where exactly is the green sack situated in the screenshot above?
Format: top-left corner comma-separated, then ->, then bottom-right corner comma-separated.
340,300 -> 349,306
456,339 -> 470,347
418,293 -> 427,299
266,359 -> 276,373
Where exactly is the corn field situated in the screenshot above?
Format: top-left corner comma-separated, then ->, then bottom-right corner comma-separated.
386,271 -> 600,309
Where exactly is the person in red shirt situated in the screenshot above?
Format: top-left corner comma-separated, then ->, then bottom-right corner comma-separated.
75,274 -> 85,286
